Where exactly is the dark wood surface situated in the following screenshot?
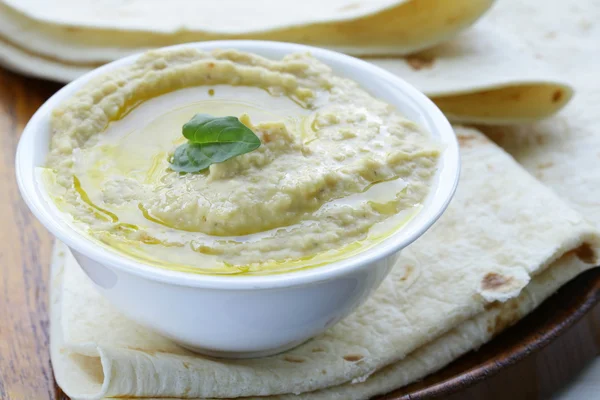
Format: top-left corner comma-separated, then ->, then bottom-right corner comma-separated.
1,66 -> 599,400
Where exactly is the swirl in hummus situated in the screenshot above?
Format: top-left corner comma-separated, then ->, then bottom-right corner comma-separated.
44,49 -> 441,275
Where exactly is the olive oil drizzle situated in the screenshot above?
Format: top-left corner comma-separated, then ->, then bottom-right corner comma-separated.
60,171 -> 420,276
102,204 -> 422,276
137,203 -> 170,228
73,176 -> 119,223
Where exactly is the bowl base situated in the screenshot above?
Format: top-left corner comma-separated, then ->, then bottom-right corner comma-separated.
178,338 -> 309,359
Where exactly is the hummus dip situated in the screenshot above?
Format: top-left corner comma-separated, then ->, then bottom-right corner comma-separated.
44,49 -> 441,275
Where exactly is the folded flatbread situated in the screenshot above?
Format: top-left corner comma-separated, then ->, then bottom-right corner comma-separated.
477,0 -> 600,229
0,0 -> 493,63
51,128 -> 599,400
369,23 -> 572,124
0,8 -> 572,125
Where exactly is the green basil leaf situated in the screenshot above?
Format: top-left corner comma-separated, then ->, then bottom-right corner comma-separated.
170,143 -> 204,173
182,114 -> 261,147
170,114 -> 262,173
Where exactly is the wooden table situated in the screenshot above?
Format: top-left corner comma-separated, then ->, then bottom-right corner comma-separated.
1,66 -> 599,400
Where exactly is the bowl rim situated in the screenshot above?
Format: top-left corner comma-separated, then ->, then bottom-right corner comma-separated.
16,40 -> 460,290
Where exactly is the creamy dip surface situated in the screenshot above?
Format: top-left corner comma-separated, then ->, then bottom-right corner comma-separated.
45,49 -> 441,275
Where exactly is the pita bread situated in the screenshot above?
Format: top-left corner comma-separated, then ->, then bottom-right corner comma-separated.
0,17 -> 573,125
369,23 -> 572,124
0,0 -> 493,63
273,246 -> 594,400
477,0 -> 600,227
51,128 -> 599,399
0,37 -> 89,82
0,0 -> 574,124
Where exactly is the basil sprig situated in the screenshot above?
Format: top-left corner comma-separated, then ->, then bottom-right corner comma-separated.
170,114 -> 261,173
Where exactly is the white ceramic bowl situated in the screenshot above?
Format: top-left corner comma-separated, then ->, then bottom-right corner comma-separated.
17,41 -> 459,358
